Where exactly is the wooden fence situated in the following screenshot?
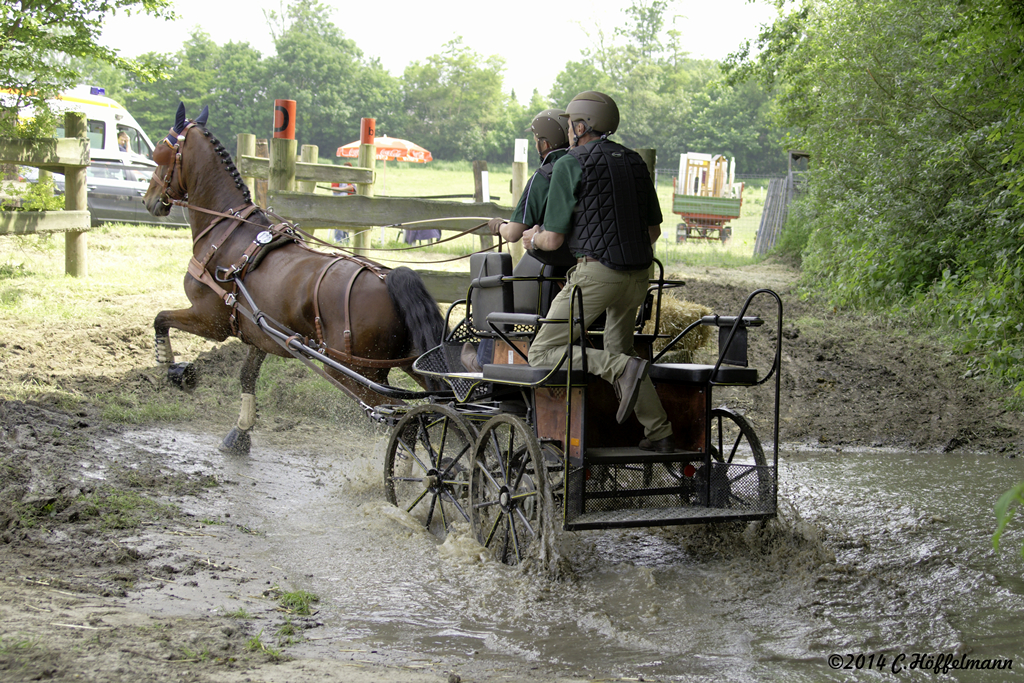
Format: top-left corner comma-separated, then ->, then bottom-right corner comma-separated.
235,134 -> 656,302
236,133 -> 521,302
0,112 -> 90,276
754,150 -> 809,256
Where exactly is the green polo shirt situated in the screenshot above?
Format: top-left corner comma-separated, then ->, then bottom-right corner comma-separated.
510,148 -> 569,225
543,139 -> 662,235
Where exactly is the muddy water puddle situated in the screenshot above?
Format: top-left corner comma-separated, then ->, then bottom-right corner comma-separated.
116,428 -> 1024,681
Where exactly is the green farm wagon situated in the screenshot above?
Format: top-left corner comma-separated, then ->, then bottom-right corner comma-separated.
673,153 -> 743,244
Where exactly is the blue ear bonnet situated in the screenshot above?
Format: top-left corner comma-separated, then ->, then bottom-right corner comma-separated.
165,103 -> 210,146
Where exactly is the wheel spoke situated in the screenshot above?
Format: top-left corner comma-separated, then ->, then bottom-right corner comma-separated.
439,488 -> 471,523
483,509 -> 504,547
404,486 -> 429,514
508,511 -> 523,563
513,506 -> 536,539
397,438 -> 431,478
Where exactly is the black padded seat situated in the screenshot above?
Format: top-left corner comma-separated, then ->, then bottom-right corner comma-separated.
649,363 -> 758,385
482,363 -> 587,386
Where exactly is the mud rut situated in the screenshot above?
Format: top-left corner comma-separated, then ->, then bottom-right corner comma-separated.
1,261 -> 1021,682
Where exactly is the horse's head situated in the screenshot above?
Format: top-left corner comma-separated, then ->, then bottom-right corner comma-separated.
143,102 -> 251,224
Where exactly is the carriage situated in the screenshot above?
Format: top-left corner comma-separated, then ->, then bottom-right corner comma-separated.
145,103 -> 783,567
370,252 -> 783,564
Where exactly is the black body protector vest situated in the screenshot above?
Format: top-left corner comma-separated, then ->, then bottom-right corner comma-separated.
567,139 -> 655,271
528,152 -> 576,269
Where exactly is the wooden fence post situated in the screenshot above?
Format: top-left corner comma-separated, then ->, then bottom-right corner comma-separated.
64,112 -> 88,278
473,160 -> 493,251
354,118 -> 376,253
254,138 -> 269,208
510,141 -> 529,265
269,138 -> 297,194
269,99 -> 297,205
237,133 -> 256,199
298,144 -> 322,237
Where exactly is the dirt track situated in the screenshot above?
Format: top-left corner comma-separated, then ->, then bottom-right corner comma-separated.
1,259 -> 1021,682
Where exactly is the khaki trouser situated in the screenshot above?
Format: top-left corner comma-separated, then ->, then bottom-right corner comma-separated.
527,260 -> 672,441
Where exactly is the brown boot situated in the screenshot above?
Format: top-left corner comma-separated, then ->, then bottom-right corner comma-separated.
613,357 -> 649,424
461,342 -> 482,373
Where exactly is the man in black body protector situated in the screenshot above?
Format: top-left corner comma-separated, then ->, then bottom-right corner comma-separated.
523,91 -> 675,452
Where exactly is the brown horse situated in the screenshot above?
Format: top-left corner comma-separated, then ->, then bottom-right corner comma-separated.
143,103 -> 445,454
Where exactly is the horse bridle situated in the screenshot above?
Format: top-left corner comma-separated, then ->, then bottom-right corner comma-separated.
150,121 -> 199,205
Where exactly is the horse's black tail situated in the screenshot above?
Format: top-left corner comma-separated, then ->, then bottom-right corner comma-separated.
386,266 -> 448,369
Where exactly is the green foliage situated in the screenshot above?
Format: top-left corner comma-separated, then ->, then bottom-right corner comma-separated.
730,0 -> 1024,386
771,197 -> 813,264
245,630 -> 283,659
0,0 -> 171,135
0,178 -> 65,212
993,481 -> 1024,559
401,37 -> 518,162
550,0 -> 788,174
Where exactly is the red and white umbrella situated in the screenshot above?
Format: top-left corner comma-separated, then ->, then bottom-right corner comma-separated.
336,135 -> 433,163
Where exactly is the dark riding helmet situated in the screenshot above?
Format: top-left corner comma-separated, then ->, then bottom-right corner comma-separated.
527,109 -> 570,149
561,91 -> 619,135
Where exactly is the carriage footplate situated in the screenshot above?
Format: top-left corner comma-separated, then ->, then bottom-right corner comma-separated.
564,453 -> 777,531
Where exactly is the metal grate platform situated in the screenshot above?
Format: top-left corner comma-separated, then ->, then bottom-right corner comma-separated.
565,505 -> 774,531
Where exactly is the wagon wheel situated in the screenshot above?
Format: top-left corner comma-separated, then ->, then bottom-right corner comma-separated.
707,407 -> 773,511
384,404 -> 476,537
469,414 -> 551,566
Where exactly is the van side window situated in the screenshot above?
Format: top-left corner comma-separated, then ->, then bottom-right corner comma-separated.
86,119 -> 105,151
116,127 -> 152,157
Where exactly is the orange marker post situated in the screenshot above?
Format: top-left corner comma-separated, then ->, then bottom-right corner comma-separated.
273,99 -> 296,140
269,100 -> 297,193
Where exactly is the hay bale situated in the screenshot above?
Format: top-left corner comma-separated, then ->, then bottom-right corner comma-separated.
643,295 -> 713,363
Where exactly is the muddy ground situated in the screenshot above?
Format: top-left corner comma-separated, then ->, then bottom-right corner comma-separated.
1,259 -> 1021,682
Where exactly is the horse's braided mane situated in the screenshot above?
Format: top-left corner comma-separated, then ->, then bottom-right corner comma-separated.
199,127 -> 253,204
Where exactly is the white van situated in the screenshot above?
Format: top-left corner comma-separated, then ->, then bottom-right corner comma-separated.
4,85 -> 188,227
47,85 -> 157,163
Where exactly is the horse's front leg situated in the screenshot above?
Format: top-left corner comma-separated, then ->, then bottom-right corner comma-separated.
154,283 -> 233,388
219,345 -> 267,455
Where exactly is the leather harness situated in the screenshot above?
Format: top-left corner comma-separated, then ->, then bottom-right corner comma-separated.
156,120 -> 417,370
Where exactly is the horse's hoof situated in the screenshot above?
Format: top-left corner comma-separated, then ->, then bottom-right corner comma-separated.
219,427 -> 251,455
167,362 -> 197,390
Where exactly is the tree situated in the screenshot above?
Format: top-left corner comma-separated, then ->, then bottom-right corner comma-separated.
1,0 -> 171,134
728,0 -> 1024,390
401,37 -> 514,162
262,1 -> 401,154
548,0 -> 786,174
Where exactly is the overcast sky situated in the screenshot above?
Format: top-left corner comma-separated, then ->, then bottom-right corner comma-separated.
99,0 -> 775,104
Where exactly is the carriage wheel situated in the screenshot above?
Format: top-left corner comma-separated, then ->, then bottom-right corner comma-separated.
384,404 -> 476,537
469,414 -> 551,566
707,407 -> 773,510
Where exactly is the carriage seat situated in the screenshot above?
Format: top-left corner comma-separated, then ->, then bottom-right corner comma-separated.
468,252 -> 566,337
649,362 -> 758,385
